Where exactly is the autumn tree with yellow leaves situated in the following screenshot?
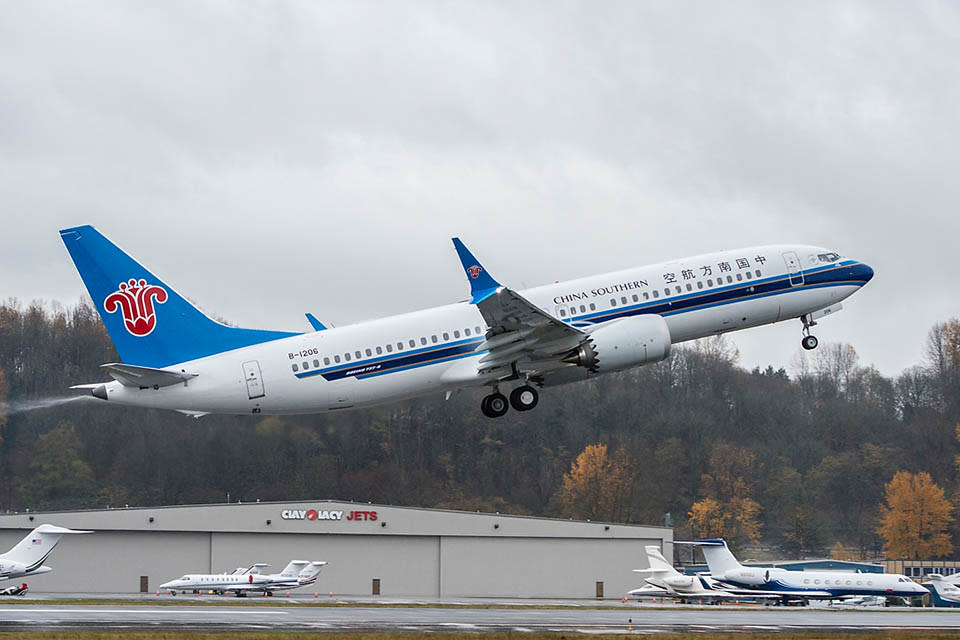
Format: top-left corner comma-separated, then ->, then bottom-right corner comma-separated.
686,443 -> 762,553
877,471 -> 953,559
555,443 -> 635,522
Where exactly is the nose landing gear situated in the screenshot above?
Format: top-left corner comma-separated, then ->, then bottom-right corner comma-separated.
801,313 -> 819,350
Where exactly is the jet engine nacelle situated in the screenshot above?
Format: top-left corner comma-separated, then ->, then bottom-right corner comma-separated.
563,315 -> 671,373
724,568 -> 774,586
663,575 -> 697,590
0,561 -> 27,578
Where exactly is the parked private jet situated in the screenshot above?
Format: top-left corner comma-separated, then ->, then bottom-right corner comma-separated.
680,539 -> 928,602
0,524 -> 90,583
159,560 -> 326,596
61,225 -> 873,418
630,545 -> 811,604
924,574 -> 960,607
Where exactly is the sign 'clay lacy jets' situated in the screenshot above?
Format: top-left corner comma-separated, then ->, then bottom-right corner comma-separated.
61,225 -> 873,418
159,560 -> 327,597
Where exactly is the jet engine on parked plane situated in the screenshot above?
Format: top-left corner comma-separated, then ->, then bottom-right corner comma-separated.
723,567 -> 782,586
562,315 -> 671,373
0,562 -> 27,579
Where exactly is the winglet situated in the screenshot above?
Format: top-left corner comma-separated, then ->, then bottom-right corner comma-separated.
452,238 -> 501,304
305,313 -> 327,331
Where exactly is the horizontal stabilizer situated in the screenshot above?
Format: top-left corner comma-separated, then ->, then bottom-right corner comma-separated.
100,363 -> 198,388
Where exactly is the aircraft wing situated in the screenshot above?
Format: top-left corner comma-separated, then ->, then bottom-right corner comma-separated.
85,363 -> 198,389
452,238 -> 585,376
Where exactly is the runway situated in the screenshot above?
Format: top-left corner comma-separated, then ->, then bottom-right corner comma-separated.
2,599 -> 960,633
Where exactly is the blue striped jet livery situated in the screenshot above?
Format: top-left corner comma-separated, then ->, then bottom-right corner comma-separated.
680,539 -> 928,602
61,225 -> 874,418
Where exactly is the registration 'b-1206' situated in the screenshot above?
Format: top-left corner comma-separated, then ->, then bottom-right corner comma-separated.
61,226 -> 873,418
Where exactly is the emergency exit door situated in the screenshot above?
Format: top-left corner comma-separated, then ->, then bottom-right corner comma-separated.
243,361 -> 265,399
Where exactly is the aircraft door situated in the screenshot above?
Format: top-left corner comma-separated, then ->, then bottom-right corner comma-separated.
242,360 -> 265,399
782,251 -> 804,286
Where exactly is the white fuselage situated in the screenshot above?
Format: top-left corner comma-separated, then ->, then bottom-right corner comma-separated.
96,244 -> 872,415
729,567 -> 929,599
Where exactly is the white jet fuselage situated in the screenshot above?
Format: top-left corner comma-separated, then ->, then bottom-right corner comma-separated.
90,244 -> 873,415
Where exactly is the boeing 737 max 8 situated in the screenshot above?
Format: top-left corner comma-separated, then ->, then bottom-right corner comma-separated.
61,226 -> 873,418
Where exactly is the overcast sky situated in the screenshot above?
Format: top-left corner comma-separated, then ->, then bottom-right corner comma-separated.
2,1 -> 957,377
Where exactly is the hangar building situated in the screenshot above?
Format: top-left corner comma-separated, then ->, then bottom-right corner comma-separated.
0,501 -> 671,599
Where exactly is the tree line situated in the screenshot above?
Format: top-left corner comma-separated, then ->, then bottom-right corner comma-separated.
1,299 -> 958,559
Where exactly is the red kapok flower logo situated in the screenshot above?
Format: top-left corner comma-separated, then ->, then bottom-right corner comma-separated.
467,265 -> 482,279
103,278 -> 168,337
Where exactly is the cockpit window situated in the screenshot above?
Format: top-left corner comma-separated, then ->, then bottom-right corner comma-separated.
817,252 -> 841,263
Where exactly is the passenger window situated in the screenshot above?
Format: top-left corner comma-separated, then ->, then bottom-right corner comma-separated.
376,346 -> 383,354
410,340 -> 416,348
621,296 -> 627,304
610,299 -> 616,307
443,332 -> 449,341
475,326 -> 482,334
675,286 -> 681,294
397,342 -> 403,350
745,271 -> 752,279
663,288 -> 670,296
431,335 -> 438,343
632,294 -> 638,302
454,330 -> 460,338
580,305 -> 586,313
302,361 -> 309,370
589,303 -> 596,311
686,283 -> 692,291
755,269 -> 761,277
365,348 -> 372,357
643,292 -> 649,300
559,308 -> 566,317
324,357 -> 330,365
334,355 -> 341,363
736,273 -> 742,281
344,353 -> 351,362
652,290 -> 659,299
726,275 -> 733,283
465,327 -> 472,336
386,344 -> 393,352
313,359 -> 319,367
697,281 -> 703,290
355,351 -> 361,359
292,364 -> 299,372
707,278 -> 713,286
421,337 -> 427,345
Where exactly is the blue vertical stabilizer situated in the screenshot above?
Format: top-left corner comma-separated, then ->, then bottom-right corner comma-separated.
60,225 -> 298,367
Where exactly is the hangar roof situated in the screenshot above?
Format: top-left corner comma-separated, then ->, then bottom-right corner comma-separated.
0,500 -> 671,540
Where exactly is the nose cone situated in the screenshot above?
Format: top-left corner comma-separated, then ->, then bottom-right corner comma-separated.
851,261 -> 874,284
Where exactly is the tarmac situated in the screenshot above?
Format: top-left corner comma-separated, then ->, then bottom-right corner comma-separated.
2,594 -> 960,633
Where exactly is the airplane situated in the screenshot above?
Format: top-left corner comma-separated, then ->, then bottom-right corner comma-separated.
159,560 -> 326,597
679,539 -> 929,603
60,225 -> 874,418
0,524 -> 91,583
630,544 -> 815,604
923,574 -> 960,607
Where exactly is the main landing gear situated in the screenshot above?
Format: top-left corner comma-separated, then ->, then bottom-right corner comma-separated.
481,385 -> 539,418
800,314 -> 819,351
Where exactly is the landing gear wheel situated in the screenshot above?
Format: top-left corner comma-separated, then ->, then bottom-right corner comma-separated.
481,392 -> 509,418
509,386 -> 539,411
801,335 -> 819,350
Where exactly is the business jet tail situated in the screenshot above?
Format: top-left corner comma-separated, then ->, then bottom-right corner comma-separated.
676,539 -> 743,575
59,225 -> 297,368
1,525 -> 91,572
